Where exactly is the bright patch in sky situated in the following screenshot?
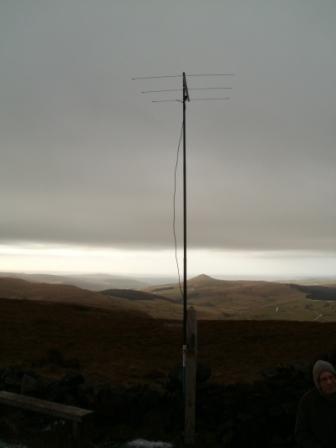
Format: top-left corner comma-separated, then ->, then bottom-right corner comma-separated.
1,242 -> 336,279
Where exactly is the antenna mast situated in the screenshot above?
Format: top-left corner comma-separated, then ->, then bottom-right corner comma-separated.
132,70 -> 233,345
182,72 -> 190,346
133,71 -> 234,444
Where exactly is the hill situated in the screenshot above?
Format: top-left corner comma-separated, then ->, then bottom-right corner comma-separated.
2,274 -> 336,321
0,277 -> 149,317
145,274 -> 336,321
0,272 -> 148,291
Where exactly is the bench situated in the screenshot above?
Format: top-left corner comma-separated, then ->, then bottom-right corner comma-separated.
0,390 -> 94,443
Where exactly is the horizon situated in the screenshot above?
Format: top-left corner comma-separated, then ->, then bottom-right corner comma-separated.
1,242 -> 336,282
2,270 -> 336,283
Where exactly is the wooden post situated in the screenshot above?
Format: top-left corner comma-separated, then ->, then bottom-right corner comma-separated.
184,306 -> 197,445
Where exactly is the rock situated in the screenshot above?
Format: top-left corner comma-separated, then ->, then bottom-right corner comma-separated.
44,379 -> 65,402
21,373 -> 40,395
59,372 -> 84,388
261,367 -> 279,380
1,367 -> 24,391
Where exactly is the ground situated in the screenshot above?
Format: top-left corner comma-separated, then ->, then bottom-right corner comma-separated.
1,298 -> 336,385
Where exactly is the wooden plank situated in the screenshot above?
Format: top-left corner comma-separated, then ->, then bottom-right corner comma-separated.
0,391 -> 93,422
184,306 -> 197,445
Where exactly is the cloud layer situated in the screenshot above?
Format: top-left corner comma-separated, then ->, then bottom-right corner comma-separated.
1,1 -> 336,252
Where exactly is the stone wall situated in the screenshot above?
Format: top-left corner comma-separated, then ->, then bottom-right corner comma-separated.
0,361 -> 314,447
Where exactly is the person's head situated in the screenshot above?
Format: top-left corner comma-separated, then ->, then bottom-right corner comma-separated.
313,360 -> 336,396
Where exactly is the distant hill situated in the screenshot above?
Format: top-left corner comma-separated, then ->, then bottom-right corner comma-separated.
2,273 -> 336,321
0,272 -> 148,291
145,274 -> 336,321
0,277 -> 149,317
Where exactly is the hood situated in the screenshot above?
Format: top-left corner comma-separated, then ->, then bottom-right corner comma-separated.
313,360 -> 336,394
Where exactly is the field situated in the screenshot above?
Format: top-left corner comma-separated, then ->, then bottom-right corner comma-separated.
1,297 -> 336,385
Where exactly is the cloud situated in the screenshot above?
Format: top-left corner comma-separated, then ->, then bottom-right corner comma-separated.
1,1 -> 336,253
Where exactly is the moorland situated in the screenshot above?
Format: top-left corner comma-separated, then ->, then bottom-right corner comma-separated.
1,274 -> 336,384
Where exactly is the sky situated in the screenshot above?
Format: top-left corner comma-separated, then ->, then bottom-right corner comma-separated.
1,0 -> 336,278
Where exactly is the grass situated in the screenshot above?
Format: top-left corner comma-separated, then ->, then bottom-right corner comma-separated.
1,298 -> 336,385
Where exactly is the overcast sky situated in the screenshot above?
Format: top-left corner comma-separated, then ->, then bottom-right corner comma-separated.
1,0 -> 336,277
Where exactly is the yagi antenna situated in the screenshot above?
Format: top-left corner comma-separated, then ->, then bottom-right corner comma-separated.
133,70 -> 234,443
132,69 -> 234,349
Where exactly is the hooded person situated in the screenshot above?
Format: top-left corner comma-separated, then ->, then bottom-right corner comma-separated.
295,360 -> 336,447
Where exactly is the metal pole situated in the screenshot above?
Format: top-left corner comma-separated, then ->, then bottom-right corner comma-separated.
182,72 -> 189,347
